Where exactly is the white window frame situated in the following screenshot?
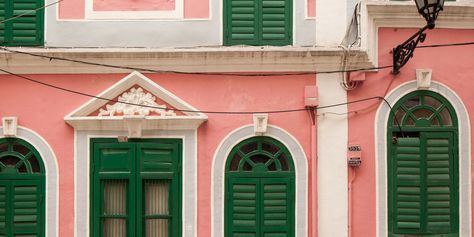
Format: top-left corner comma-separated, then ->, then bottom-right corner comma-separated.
85,0 -> 184,20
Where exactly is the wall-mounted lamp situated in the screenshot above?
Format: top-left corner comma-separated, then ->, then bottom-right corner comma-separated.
392,0 -> 445,74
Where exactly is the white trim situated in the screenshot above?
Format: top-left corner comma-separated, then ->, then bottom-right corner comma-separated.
84,0 -> 183,20
0,126 -> 59,237
211,125 -> 308,237
64,71 -> 207,131
375,80 -> 472,237
74,130 -> 198,237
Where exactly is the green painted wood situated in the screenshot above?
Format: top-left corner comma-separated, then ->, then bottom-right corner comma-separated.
91,139 -> 182,237
388,91 -> 458,237
0,0 -> 43,46
225,137 -> 294,237
224,0 -> 291,46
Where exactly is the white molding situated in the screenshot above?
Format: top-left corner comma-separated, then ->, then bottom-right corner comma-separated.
211,125 -> 308,237
0,126 -> 59,237
84,0 -> 183,20
375,80 -> 472,237
64,71 -> 207,131
74,130 -> 198,237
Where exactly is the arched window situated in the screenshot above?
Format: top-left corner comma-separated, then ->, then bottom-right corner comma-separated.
387,90 -> 458,237
0,138 -> 45,237
225,136 -> 295,237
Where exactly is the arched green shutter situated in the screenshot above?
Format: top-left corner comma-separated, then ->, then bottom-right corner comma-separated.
388,91 -> 458,237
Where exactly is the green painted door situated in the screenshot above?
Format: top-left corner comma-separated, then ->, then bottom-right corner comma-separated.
225,137 -> 295,237
388,91 -> 459,237
90,139 -> 182,237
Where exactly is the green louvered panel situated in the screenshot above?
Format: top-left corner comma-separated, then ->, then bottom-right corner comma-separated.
225,0 -> 258,45
0,184 -> 6,236
0,0 -> 5,44
425,133 -> 456,234
12,181 -> 42,236
1,0 -> 43,46
138,143 -> 179,175
393,137 -> 422,233
228,179 -> 258,237
260,0 -> 291,45
262,178 -> 291,237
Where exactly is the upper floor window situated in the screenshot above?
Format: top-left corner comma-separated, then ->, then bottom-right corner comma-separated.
0,0 -> 44,46
224,0 -> 292,46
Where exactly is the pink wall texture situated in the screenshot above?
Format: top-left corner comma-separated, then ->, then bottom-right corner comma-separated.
347,28 -> 474,237
0,73 -> 314,237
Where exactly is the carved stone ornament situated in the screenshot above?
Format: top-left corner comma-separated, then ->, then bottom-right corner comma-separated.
98,87 -> 176,116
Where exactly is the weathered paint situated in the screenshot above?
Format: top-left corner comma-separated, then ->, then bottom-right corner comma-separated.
0,73 -> 315,237
347,28 -> 474,237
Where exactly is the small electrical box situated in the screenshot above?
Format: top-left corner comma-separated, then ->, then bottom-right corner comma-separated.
304,86 -> 318,107
348,143 -> 362,167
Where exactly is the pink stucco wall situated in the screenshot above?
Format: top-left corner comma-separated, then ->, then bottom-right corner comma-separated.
0,73 -> 314,236
347,28 -> 474,236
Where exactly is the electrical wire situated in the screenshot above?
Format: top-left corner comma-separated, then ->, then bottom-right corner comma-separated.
0,0 -> 64,24
0,67 -> 389,114
0,47 -> 393,76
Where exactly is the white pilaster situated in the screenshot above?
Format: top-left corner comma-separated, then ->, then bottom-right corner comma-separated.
315,0 -> 349,46
317,73 -> 348,237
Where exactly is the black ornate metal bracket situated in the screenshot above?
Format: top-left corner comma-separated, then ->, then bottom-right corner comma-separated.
392,25 -> 430,75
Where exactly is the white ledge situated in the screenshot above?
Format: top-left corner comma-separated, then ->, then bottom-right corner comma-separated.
65,116 -> 207,130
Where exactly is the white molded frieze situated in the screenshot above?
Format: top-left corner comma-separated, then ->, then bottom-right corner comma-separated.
98,87 -> 176,116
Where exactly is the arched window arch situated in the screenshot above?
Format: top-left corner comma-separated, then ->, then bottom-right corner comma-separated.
0,138 -> 45,237
387,90 -> 458,237
225,136 -> 295,237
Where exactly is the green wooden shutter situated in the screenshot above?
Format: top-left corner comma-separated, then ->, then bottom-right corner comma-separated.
260,0 -> 291,45
11,180 -> 43,236
0,0 -> 43,46
392,137 -> 423,233
424,132 -> 457,234
0,184 -> 6,235
224,0 -> 259,45
92,143 -> 136,237
262,178 -> 292,237
224,0 -> 291,46
0,0 -> 6,44
390,133 -> 458,236
227,178 -> 259,237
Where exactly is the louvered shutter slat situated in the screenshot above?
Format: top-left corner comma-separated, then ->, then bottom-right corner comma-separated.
0,0 -> 5,44
425,136 -> 453,233
12,181 -> 41,235
0,0 -> 43,46
394,137 -> 422,232
260,0 -> 290,44
228,179 -> 258,237
0,185 -> 6,235
262,178 -> 291,237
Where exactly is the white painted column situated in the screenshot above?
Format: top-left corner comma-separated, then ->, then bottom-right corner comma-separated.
315,0 -> 349,46
317,73 -> 348,237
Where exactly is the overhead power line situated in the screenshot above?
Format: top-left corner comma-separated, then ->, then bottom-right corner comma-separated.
0,67 -> 390,115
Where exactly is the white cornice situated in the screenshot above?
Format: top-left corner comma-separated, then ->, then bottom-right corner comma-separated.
0,46 -> 373,74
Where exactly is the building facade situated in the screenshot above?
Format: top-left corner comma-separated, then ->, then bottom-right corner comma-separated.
0,0 -> 473,237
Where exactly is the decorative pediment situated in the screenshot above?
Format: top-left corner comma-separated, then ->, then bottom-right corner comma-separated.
64,71 -> 207,132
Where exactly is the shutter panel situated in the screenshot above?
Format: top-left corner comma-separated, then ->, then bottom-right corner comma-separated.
225,0 -> 259,45
227,178 -> 259,237
0,184 -> 6,236
11,180 -> 42,236
425,133 -> 456,234
392,137 -> 422,233
10,0 -> 43,46
260,0 -> 291,45
262,178 -> 291,237
0,0 -> 6,44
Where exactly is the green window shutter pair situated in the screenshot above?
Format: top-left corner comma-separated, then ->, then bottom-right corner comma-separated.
91,139 -> 182,237
0,180 -> 43,237
0,0 -> 44,46
227,178 -> 293,237
224,0 -> 292,46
